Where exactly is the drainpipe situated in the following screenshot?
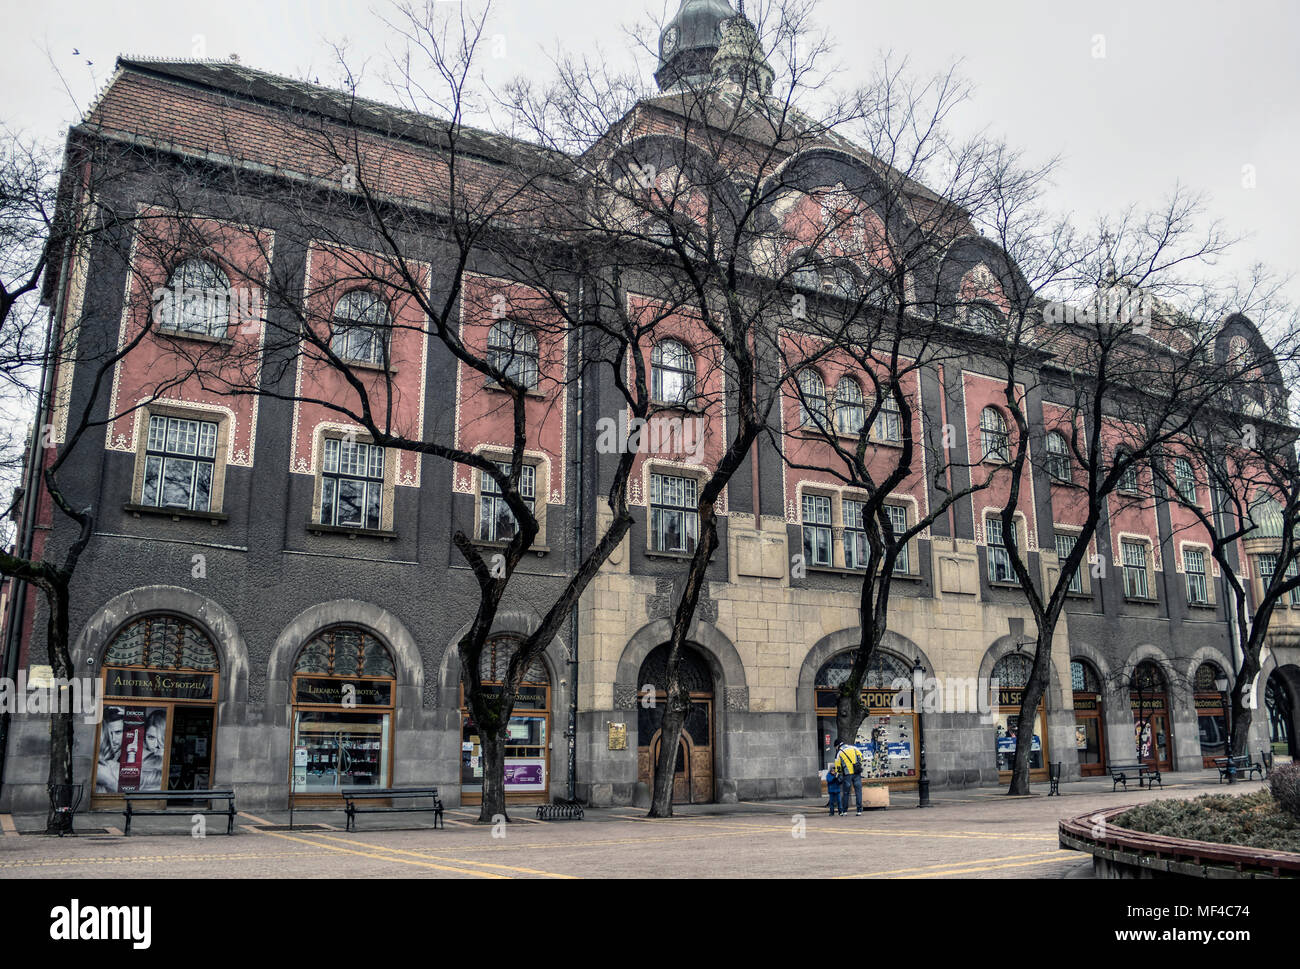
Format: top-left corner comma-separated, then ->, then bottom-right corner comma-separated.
567,278 -> 585,801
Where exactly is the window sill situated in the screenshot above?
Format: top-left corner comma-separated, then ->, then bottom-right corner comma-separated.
644,548 -> 696,561
483,379 -> 546,399
1187,600 -> 1217,610
987,580 -> 1024,589
343,358 -> 398,375
1065,589 -> 1094,599
306,522 -> 398,541
155,328 -> 233,346
1124,596 -> 1160,604
808,564 -> 920,580
471,539 -> 550,556
124,503 -> 227,523
650,399 -> 705,415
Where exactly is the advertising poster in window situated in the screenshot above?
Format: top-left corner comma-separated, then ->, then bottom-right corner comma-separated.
503,759 -> 546,791
994,712 -> 1043,770
853,715 -> 916,778
96,705 -> 168,794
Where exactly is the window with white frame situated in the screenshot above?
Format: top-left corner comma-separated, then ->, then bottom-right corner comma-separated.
835,378 -> 865,436
651,339 -> 694,405
968,302 -> 1002,335
797,369 -> 830,432
161,258 -> 231,338
843,498 -> 868,570
1122,540 -> 1151,599
1184,547 -> 1209,604
802,493 -> 832,567
986,516 -> 1017,583
1287,560 -> 1300,606
479,461 -> 535,542
142,415 -> 219,512
883,503 -> 909,574
1055,532 -> 1083,594
649,472 -> 698,553
1173,457 -> 1197,505
488,320 -> 540,391
980,407 -> 1009,462
1258,552 -> 1278,593
1046,432 -> 1071,483
874,391 -> 902,443
321,437 -> 386,530
331,290 -> 391,366
1116,451 -> 1139,493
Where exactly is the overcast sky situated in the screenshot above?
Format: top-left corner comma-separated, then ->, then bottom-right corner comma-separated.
5,0 -> 1298,304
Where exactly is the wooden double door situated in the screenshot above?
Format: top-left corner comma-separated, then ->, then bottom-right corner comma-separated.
638,697 -> 714,804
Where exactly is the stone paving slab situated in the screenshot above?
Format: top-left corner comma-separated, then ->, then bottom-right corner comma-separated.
0,770 -> 1269,879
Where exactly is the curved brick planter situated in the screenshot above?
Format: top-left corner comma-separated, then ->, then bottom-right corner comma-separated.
1060,806 -> 1300,879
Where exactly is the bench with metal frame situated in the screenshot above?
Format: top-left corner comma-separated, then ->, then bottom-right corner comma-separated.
342,788 -> 444,831
1107,762 -> 1161,792
122,789 -> 236,836
1213,755 -> 1263,782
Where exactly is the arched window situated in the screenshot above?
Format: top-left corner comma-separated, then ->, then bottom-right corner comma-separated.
1195,662 -> 1226,693
1132,661 -> 1166,693
651,339 -> 695,405
1071,659 -> 1102,694
104,615 -> 219,671
969,302 -> 1002,335
797,368 -> 829,431
1045,431 -> 1071,483
294,626 -> 396,678
331,290 -> 391,366
1248,495 -> 1284,538
162,258 -> 231,338
827,262 -> 861,299
873,391 -> 902,443
834,377 -> 865,435
1173,457 -> 1197,505
487,320 -> 540,390
980,407 -> 1009,462
789,250 -> 821,291
992,652 -> 1033,689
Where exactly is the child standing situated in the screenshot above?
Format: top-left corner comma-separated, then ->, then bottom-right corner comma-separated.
825,763 -> 842,816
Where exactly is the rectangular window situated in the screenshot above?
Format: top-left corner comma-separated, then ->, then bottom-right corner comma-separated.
1055,533 -> 1083,594
1287,561 -> 1300,606
843,498 -> 867,570
885,504 -> 910,574
649,473 -> 698,553
802,493 -> 832,567
1122,540 -> 1150,599
986,517 -> 1017,584
141,415 -> 218,512
1184,547 -> 1208,604
479,462 -> 535,542
322,438 -> 385,530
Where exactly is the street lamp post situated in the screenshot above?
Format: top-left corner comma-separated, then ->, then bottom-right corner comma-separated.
1215,675 -> 1233,783
913,658 -> 931,808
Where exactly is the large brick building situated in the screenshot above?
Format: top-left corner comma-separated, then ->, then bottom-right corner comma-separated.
2,0 -> 1297,814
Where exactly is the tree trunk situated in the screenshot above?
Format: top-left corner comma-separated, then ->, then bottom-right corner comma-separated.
476,723 -> 509,824
44,577 -> 75,835
834,690 -> 867,762
1006,635 -> 1050,796
648,682 -> 689,818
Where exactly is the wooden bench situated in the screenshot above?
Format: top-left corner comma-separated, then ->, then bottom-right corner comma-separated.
1213,755 -> 1263,782
343,788 -> 444,831
123,789 -> 236,836
1108,762 -> 1161,792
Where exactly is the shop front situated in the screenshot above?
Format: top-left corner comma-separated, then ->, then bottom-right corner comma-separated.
461,637 -> 552,805
814,650 -> 917,790
1194,662 -> 1228,767
92,615 -> 220,805
992,654 -> 1048,780
1131,661 -> 1174,771
290,626 -> 396,803
637,643 -> 713,804
1071,659 -> 1106,777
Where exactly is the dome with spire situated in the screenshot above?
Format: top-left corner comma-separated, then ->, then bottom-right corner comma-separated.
655,0 -> 737,92
712,4 -> 774,96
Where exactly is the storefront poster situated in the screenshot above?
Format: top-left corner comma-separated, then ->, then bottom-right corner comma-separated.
1075,725 -> 1088,749
96,705 -> 168,793
504,760 -> 546,790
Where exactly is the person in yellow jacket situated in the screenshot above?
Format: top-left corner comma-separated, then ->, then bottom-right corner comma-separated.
834,738 -> 864,815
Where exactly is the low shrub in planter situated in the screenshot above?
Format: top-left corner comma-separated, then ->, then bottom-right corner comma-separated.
1270,763 -> 1300,820
1117,789 -> 1300,854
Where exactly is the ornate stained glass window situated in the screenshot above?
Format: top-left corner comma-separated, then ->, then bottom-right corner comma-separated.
103,615 -> 219,671
294,627 -> 395,678
992,653 -> 1033,689
815,649 -> 912,690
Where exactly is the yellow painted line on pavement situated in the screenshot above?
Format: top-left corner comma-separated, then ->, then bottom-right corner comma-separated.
253,828 -> 507,878
306,832 -> 577,878
105,826 -> 123,836
238,811 -> 272,825
908,852 -> 1077,878
836,850 -> 1067,879
0,814 -> 17,836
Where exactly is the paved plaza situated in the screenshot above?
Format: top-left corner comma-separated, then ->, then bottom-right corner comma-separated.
0,770 -> 1270,879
